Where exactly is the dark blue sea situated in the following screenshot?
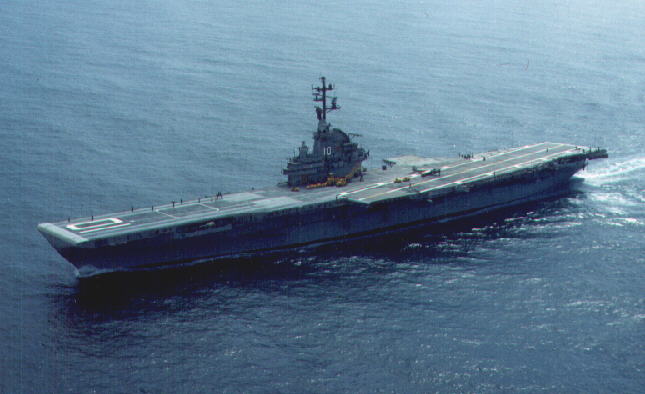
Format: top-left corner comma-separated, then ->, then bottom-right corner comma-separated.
2,0 -> 643,392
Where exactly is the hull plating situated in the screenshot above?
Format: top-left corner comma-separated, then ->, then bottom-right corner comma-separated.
58,162 -> 582,276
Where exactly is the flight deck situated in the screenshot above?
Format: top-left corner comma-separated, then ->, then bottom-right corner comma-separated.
39,142 -> 601,245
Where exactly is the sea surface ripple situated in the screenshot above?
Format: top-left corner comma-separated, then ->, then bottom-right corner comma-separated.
1,0 -> 643,392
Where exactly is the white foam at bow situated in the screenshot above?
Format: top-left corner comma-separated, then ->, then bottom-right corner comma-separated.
575,156 -> 645,186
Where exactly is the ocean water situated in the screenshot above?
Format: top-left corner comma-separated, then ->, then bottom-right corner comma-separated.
1,0 -> 644,392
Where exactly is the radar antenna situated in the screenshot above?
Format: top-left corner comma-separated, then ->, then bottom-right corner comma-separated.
312,76 -> 340,120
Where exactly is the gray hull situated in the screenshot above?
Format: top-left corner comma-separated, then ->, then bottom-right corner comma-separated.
38,142 -> 605,277
64,164 -> 577,275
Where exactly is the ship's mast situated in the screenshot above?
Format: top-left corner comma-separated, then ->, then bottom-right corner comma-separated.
313,76 -> 340,121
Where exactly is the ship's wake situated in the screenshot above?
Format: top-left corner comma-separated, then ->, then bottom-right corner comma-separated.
575,156 -> 645,186
572,156 -> 645,220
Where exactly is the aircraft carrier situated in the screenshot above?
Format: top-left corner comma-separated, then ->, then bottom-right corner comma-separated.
37,77 -> 608,277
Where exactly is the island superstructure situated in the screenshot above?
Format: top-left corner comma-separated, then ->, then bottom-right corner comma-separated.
37,77 -> 608,277
283,77 -> 368,186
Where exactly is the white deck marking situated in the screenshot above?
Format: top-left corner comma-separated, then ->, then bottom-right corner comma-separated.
455,173 -> 489,184
79,222 -> 132,234
342,143 -> 556,199
418,148 -> 577,193
156,210 -> 177,219
198,203 -> 220,212
346,145 -> 545,198
365,144 -> 562,199
342,182 -> 388,195
66,217 -> 123,231
422,145 -> 569,185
